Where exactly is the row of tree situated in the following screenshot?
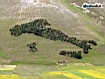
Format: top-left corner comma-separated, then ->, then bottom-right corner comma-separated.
10,19 -> 97,56
27,42 -> 37,52
10,19 -> 51,36
59,50 -> 82,59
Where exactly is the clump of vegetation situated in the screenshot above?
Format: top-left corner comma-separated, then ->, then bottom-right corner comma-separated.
9,19 -> 51,36
27,42 -> 37,52
59,50 -> 82,59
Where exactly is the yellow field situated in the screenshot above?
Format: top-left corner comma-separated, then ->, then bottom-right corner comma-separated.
43,71 -> 62,76
79,70 -> 105,78
42,69 -> 105,79
0,74 -> 26,79
62,71 -> 85,79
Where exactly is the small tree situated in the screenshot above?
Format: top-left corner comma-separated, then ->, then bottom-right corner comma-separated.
76,51 -> 82,59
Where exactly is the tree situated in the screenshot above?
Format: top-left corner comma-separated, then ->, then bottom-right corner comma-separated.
83,48 -> 88,54
76,51 -> 82,59
27,42 -> 37,52
59,50 -> 82,59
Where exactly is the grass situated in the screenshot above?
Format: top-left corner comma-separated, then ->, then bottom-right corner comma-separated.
0,1 -> 105,79
59,65 -> 105,70
0,0 -> 105,66
0,48 -> 9,59
64,0 -> 105,40
0,18 -> 82,65
0,71 -> 13,75
10,60 -> 56,65
62,0 -> 105,66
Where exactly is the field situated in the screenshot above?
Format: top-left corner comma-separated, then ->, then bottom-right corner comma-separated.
0,0 -> 105,78
42,69 -> 105,79
0,65 -> 105,79
0,0 -> 104,66
0,74 -> 26,79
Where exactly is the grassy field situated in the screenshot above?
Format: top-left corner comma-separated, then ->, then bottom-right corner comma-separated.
0,0 -> 105,79
0,0 -> 105,66
61,0 -> 105,65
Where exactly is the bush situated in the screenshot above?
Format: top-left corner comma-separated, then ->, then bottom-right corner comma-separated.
59,50 -> 82,59
27,42 -> 37,52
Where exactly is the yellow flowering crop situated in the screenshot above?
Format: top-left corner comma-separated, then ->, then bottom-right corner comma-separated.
62,71 -> 85,79
79,70 -> 105,79
0,74 -> 26,79
43,71 -> 62,76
